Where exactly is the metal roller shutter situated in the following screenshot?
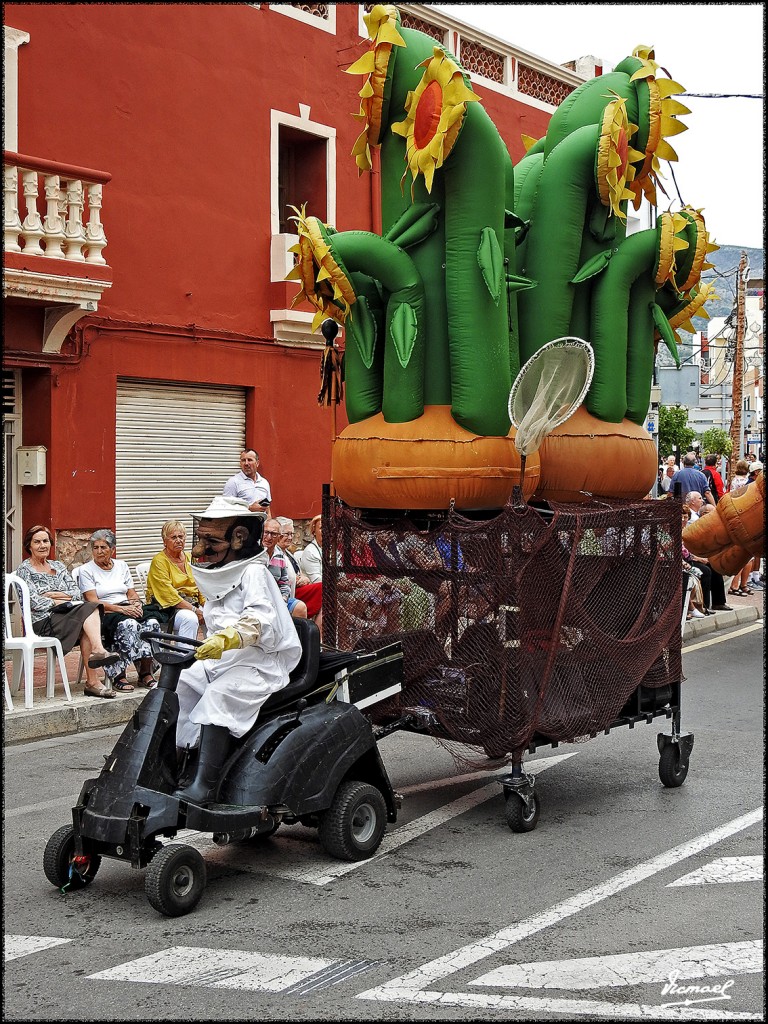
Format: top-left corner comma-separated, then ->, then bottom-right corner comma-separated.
115,379 -> 246,572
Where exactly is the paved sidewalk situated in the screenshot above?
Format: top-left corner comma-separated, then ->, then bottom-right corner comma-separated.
4,587 -> 763,745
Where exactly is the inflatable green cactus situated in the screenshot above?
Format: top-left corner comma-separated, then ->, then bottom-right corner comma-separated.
288,6 -> 717,507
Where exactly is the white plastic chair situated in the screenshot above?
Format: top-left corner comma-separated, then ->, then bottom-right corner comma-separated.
134,561 -> 152,601
4,572 -> 73,709
4,665 -> 13,711
71,566 -> 87,686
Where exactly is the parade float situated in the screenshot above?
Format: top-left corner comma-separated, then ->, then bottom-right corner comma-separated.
287,7 -> 722,825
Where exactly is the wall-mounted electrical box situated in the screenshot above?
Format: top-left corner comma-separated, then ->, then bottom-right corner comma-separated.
17,445 -> 47,486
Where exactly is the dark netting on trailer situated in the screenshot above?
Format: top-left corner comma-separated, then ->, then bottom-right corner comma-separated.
323,493 -> 683,759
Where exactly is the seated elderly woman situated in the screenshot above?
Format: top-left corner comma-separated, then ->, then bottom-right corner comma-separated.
78,529 -> 159,691
16,524 -> 120,699
143,519 -> 204,641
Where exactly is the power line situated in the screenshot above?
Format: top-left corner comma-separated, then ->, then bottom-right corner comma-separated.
683,92 -> 763,99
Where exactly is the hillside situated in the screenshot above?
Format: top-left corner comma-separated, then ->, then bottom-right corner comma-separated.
697,244 -> 764,321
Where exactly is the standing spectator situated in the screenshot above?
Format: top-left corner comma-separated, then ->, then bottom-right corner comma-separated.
670,452 -> 714,504
659,464 -> 676,493
702,454 -> 725,503
262,518 -> 307,620
301,515 -> 323,583
222,449 -> 272,514
686,503 -> 732,612
728,458 -> 750,493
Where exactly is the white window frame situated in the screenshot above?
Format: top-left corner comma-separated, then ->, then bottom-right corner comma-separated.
267,4 -> 336,35
270,104 -> 336,346
3,25 -> 30,152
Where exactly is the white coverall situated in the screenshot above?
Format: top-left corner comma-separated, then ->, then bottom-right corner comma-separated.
175,557 -> 302,750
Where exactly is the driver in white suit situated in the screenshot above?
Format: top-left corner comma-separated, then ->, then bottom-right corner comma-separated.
174,495 -> 302,806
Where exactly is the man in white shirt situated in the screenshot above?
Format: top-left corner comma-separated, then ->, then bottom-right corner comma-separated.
222,449 -> 272,515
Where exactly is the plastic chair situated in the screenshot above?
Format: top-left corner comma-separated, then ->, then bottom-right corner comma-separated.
4,572 -> 72,709
134,561 -> 152,601
4,665 -> 13,711
71,566 -> 86,686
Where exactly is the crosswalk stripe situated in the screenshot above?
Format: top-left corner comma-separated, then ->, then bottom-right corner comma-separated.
470,940 -> 763,990
88,945 -> 377,992
668,856 -> 763,887
4,935 -> 71,961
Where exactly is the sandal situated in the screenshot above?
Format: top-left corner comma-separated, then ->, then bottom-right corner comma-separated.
84,683 -> 117,699
728,588 -> 741,596
112,677 -> 135,692
742,586 -> 754,595
138,674 -> 156,688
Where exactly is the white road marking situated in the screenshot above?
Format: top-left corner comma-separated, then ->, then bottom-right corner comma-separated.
177,751 -> 576,886
668,856 -> 763,887
5,797 -> 78,819
5,935 -> 71,961
350,988 -> 761,1018
88,946 -> 376,992
357,806 -> 763,1003
684,621 -> 763,652
470,940 -> 763,989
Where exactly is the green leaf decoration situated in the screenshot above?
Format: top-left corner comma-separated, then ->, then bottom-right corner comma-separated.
389,302 -> 418,369
384,202 -> 441,250
477,227 -> 503,304
348,295 -> 377,369
505,272 -> 536,292
651,302 -> 680,365
571,249 -> 614,284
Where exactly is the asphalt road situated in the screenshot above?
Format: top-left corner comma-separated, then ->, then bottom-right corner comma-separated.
3,620 -> 763,1022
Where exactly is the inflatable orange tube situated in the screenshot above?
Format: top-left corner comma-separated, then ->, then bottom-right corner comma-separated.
683,471 -> 764,576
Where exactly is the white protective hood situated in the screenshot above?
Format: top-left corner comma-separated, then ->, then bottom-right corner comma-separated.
192,550 -> 269,603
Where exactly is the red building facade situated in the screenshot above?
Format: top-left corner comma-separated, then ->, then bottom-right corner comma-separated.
3,3 -> 585,570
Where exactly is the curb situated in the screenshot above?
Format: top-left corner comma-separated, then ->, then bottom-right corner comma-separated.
682,603 -> 761,641
4,690 -> 147,746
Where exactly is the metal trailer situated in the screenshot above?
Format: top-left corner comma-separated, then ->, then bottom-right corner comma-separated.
321,485 -> 694,832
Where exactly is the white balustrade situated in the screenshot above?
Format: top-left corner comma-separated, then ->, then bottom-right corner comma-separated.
3,157 -> 109,263
21,169 -> 45,255
84,183 -> 107,264
64,179 -> 86,261
3,165 -> 22,253
42,174 -> 66,259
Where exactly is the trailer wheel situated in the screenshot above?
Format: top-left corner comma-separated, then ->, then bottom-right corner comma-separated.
505,792 -> 540,833
658,745 -> 689,788
145,844 -> 206,917
44,825 -> 101,890
319,781 -> 387,861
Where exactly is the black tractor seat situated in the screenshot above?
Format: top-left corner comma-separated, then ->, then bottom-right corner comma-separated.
260,617 -> 321,715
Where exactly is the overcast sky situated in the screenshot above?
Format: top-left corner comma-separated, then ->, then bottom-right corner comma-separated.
432,3 -> 764,248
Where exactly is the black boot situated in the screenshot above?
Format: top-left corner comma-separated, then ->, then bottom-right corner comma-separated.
174,725 -> 232,806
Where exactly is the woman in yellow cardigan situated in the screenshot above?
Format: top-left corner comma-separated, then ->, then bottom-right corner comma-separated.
144,520 -> 204,650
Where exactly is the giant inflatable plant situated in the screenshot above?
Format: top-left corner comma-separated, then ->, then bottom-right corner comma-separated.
287,6 -> 717,508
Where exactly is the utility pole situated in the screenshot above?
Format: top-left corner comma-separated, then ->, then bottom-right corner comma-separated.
728,251 -> 748,478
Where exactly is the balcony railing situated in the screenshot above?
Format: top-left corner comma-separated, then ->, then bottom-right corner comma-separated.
3,151 -> 113,353
4,151 -> 110,264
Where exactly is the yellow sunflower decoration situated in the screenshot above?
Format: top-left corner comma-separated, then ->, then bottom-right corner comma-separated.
345,4 -> 405,174
654,210 -> 690,287
626,45 -> 690,209
673,206 -> 719,293
664,280 -> 719,348
595,95 -> 643,219
286,205 -> 356,333
390,47 -> 479,196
